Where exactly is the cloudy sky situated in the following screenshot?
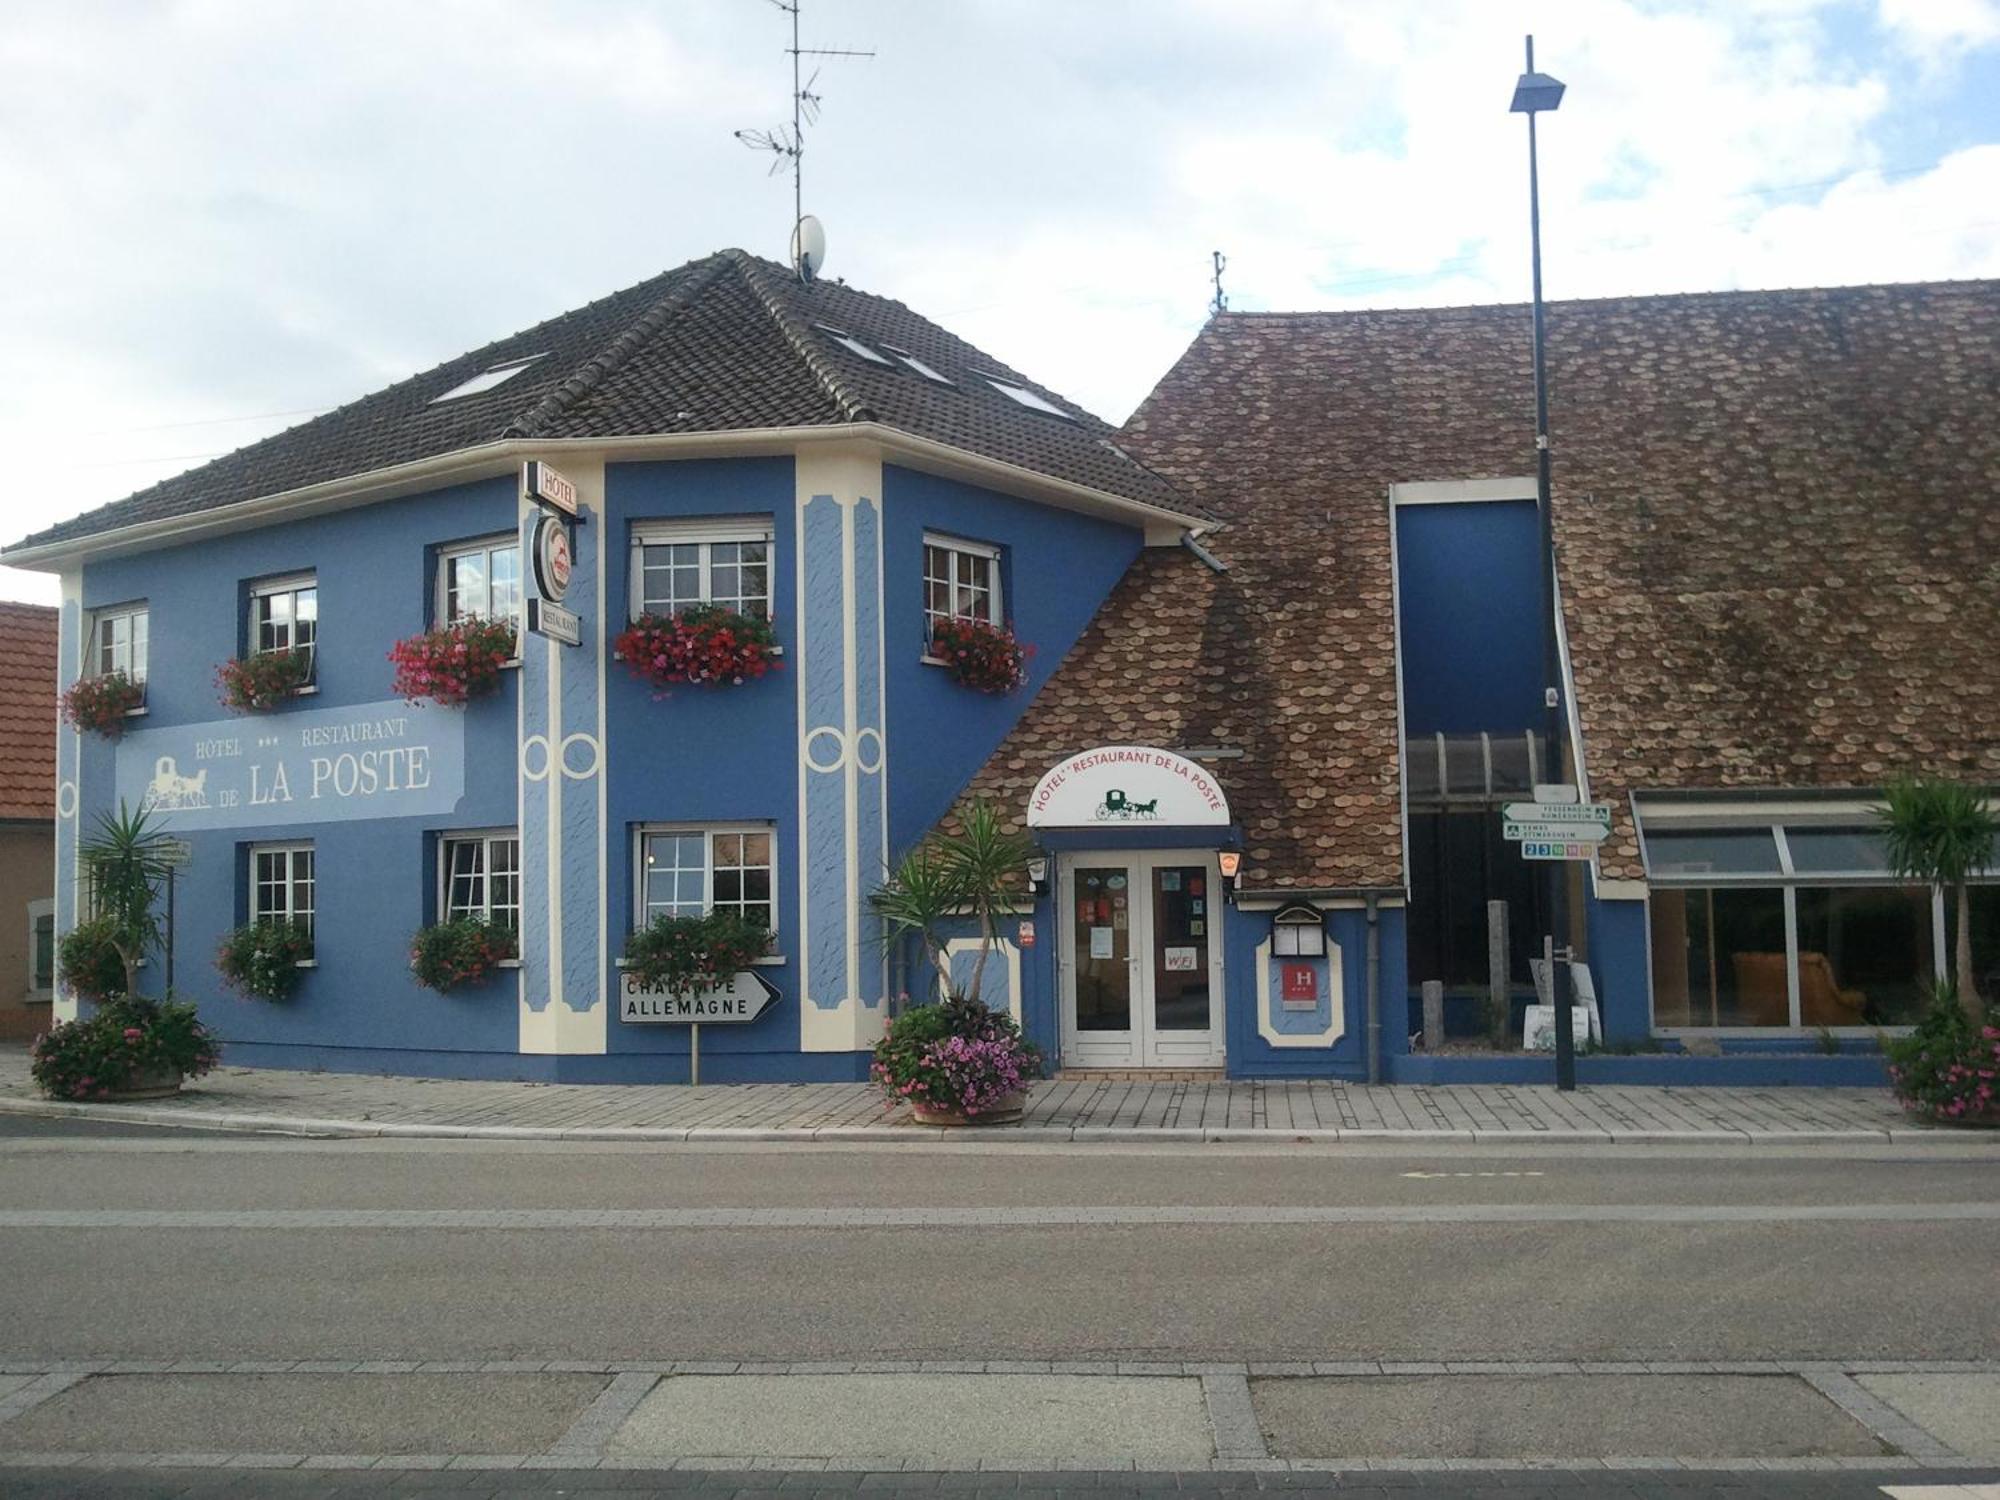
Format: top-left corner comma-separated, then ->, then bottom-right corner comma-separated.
3,0 -> 1997,603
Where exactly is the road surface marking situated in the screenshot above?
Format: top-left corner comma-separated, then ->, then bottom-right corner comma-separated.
0,1203 -> 1993,1229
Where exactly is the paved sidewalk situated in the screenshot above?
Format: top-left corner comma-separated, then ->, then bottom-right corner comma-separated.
0,1045 -> 1959,1144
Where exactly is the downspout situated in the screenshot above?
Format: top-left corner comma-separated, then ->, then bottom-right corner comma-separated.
1365,893 -> 1382,1086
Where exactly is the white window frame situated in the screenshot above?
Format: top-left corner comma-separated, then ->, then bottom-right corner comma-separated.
249,842 -> 316,954
629,518 -> 776,621
437,534 -> 524,633
89,601 -> 149,710
248,572 -> 318,690
632,823 -> 778,938
27,897 -> 54,1000
922,533 -> 1003,651
438,829 -> 521,930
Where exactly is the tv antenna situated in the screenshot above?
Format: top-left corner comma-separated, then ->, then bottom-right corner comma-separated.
735,0 -> 873,275
1210,251 -> 1229,316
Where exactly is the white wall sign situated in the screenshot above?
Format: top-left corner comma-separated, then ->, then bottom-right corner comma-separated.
1027,746 -> 1230,828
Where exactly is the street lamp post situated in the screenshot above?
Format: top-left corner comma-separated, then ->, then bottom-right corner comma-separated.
1511,35 -> 1575,1092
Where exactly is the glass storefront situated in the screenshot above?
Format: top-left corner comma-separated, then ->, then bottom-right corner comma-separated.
1648,887 -> 1787,1028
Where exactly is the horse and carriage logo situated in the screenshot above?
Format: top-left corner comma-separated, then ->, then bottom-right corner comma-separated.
141,755 -> 210,812
1094,788 -> 1159,821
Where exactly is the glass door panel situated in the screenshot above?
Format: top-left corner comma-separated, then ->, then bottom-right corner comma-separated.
1150,864 -> 1212,1033
1073,865 -> 1134,1033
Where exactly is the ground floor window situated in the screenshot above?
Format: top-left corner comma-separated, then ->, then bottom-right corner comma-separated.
1649,884 -> 1935,1029
636,826 -> 775,933
28,898 -> 54,997
440,831 -> 520,928
251,843 -> 315,950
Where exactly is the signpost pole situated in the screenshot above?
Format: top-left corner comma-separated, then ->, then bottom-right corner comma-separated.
165,868 -> 176,992
689,1023 -> 701,1087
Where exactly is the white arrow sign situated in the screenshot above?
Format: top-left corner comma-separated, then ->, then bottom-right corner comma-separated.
619,968 -> 779,1024
1503,819 -> 1611,844
1502,801 -> 1612,825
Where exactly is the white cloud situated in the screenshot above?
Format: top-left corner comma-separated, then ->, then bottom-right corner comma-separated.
1,0 -> 1996,604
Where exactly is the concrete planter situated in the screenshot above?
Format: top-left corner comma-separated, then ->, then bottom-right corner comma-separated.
99,1065 -> 184,1102
909,1090 -> 1027,1127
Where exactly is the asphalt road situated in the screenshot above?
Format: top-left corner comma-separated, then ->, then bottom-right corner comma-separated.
2,1128 -> 1997,1364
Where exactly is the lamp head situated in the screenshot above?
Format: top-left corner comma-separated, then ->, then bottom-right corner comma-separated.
1510,69 -> 1565,114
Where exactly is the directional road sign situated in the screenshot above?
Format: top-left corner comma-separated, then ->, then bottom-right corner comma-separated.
618,967 -> 778,1024
1502,819 -> 1610,844
1519,840 -> 1601,861
1501,801 -> 1612,825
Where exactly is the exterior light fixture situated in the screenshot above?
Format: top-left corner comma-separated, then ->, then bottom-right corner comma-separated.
1216,850 -> 1242,880
1024,855 -> 1049,893
1509,67 -> 1566,115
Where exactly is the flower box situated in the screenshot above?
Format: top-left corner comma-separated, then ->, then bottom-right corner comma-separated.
60,671 -> 146,738
927,616 -> 1031,694
389,617 -> 518,706
410,918 -> 518,993
613,606 -> 781,695
217,649 -> 313,711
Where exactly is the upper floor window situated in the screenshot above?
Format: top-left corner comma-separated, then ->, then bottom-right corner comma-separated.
631,520 -> 772,620
250,574 -> 317,684
251,842 -> 315,949
923,533 -> 1002,636
28,898 -> 54,998
439,536 -> 522,625
430,353 -> 545,404
441,830 -> 520,928
637,825 -> 775,934
92,603 -> 149,691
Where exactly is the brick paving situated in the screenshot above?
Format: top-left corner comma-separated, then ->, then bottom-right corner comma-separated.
0,1045 -> 1936,1143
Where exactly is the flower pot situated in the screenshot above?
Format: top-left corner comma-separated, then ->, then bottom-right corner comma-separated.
908,1090 -> 1026,1127
99,1065 -> 184,1102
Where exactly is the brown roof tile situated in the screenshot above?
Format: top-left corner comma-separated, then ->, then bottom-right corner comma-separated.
0,602 -> 58,821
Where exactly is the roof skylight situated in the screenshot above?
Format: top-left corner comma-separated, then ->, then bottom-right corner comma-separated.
816,324 -> 891,365
980,374 -> 1071,419
885,345 -> 953,385
430,354 -> 546,404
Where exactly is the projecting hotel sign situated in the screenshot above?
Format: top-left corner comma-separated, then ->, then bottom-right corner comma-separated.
1028,746 -> 1230,828
114,699 -> 465,830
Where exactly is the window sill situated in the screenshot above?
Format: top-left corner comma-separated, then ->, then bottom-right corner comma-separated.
615,954 -> 786,969
123,705 -> 149,719
294,959 -> 318,969
497,957 -> 522,969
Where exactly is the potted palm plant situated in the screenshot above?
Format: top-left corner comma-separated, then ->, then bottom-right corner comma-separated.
868,799 -> 1042,1125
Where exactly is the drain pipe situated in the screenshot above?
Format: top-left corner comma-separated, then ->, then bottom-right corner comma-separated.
1365,893 -> 1382,1085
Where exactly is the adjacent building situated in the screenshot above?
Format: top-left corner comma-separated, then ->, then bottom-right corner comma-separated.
0,603 -> 58,1042
6,255 -> 1994,1083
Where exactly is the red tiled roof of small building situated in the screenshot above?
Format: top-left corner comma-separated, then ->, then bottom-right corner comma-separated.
0,602 -> 58,822
960,278 -> 2000,887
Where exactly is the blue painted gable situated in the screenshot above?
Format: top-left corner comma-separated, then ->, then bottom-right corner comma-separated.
1395,499 -> 1543,734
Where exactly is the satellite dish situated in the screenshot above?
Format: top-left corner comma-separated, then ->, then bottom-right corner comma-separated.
791,214 -> 827,283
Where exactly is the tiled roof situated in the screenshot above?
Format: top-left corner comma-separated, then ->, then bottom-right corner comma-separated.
0,602 -> 58,822
7,249 -> 1188,556
962,278 -> 2000,888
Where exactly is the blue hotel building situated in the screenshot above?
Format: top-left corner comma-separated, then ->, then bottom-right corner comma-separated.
8,255 -> 1997,1086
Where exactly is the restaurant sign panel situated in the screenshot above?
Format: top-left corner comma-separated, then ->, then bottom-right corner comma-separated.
114,699 -> 466,830
1028,746 -> 1230,829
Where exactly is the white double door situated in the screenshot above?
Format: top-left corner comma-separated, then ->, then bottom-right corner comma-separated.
1060,850 -> 1225,1069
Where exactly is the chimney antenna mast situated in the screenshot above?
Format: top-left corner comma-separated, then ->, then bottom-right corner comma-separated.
1210,251 -> 1229,316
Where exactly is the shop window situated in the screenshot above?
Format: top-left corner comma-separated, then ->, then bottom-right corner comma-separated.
249,574 -> 318,685
1794,886 -> 1933,1026
1644,828 -> 1781,878
1405,807 -> 1543,993
440,831 -> 520,928
631,521 -> 772,620
923,534 -> 1001,639
1648,886 -> 1788,1027
636,826 -> 775,933
439,536 -> 522,625
92,603 -> 149,698
251,843 -> 316,951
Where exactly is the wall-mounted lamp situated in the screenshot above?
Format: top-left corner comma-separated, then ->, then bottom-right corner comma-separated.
1024,855 -> 1049,896
1216,849 -> 1242,904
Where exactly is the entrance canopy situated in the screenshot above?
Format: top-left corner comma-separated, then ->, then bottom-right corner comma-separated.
1027,746 -> 1230,829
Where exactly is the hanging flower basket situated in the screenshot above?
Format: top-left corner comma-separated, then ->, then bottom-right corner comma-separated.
216,650 -> 313,712
613,606 -> 781,695
59,670 -> 146,738
388,617 -> 517,706
410,918 -> 518,993
928,616 -> 1032,694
